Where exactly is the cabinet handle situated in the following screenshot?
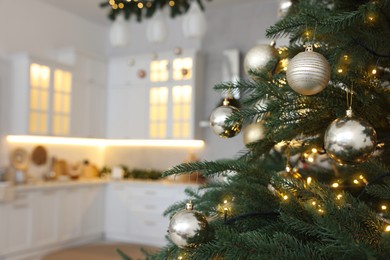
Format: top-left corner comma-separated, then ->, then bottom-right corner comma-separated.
145,205 -> 157,210
145,190 -> 156,195
144,221 -> 156,226
14,203 -> 28,209
42,190 -> 56,195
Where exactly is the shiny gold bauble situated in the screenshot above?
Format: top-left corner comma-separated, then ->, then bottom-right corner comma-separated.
324,110 -> 377,164
244,42 -> 279,77
168,202 -> 210,249
286,45 -> 330,95
210,103 -> 242,138
243,122 -> 265,145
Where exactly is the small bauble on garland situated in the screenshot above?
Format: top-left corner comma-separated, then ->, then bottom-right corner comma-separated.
324,109 -> 377,164
168,201 -> 210,249
286,44 -> 330,95
210,99 -> 242,138
244,41 -> 279,78
243,121 -> 266,146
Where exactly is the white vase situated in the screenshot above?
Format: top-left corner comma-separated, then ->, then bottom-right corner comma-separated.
109,15 -> 130,47
182,1 -> 207,39
146,12 -> 168,43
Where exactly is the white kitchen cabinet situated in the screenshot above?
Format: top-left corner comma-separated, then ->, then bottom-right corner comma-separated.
58,187 -> 83,241
107,49 -> 204,140
105,182 -> 192,247
9,54 -> 73,136
105,182 -> 130,238
0,203 -> 7,253
30,189 -> 58,248
106,86 -> 149,139
81,185 -> 105,236
58,49 -> 107,138
7,191 -> 32,253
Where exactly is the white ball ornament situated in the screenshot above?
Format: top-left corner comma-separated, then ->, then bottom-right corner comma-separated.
244,41 -> 279,77
286,44 -> 331,95
243,122 -> 266,146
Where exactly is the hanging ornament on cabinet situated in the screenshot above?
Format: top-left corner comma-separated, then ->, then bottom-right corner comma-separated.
286,44 -> 330,95
168,201 -> 210,249
324,108 -> 377,165
209,99 -> 242,138
137,69 -> 146,79
243,41 -> 279,78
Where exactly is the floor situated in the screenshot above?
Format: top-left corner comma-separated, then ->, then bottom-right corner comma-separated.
42,242 -> 160,260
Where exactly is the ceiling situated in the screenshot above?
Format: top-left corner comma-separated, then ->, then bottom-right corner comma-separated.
39,0 -> 258,26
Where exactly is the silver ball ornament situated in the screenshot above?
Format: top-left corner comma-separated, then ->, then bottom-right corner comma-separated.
168,202 -> 209,249
286,45 -> 330,95
243,122 -> 265,145
210,101 -> 242,138
324,110 -> 377,164
244,42 -> 278,77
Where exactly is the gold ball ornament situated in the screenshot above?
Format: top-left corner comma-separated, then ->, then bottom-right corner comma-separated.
324,109 -> 377,164
286,44 -> 330,95
210,99 -> 242,138
168,201 -> 210,249
243,122 -> 265,145
244,41 -> 279,77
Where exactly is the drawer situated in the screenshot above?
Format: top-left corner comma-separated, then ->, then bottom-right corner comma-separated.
128,186 -> 173,200
128,211 -> 169,239
128,196 -> 171,213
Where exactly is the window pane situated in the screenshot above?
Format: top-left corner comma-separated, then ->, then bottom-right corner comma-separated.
30,89 -> 39,110
39,113 -> 47,133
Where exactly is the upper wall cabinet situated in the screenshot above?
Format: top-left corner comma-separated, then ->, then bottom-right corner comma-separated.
9,54 -> 73,136
57,50 -> 108,138
8,51 -> 107,138
107,49 -> 204,140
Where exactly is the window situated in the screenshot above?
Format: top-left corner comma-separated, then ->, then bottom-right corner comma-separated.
29,63 -> 72,136
149,87 -> 168,138
172,85 -> 192,138
149,56 -> 194,139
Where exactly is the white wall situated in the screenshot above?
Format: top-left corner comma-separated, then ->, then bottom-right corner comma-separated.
0,0 -> 108,59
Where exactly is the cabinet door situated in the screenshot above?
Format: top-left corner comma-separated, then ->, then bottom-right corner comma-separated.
106,86 -> 148,139
81,186 -> 104,236
7,192 -> 31,253
31,189 -> 58,247
0,203 -> 6,254
58,188 -> 82,241
105,183 -> 129,237
88,85 -> 106,138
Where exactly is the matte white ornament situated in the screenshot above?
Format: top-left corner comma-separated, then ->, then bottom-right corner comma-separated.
243,41 -> 278,77
109,15 -> 130,47
182,1 -> 207,39
286,44 -> 330,95
146,12 -> 168,43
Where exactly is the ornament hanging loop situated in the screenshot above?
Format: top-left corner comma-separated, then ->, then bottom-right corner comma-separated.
346,84 -> 354,117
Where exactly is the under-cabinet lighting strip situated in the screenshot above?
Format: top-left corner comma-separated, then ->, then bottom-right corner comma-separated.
6,135 -> 205,148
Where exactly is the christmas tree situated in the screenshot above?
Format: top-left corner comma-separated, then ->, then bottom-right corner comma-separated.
143,0 -> 390,259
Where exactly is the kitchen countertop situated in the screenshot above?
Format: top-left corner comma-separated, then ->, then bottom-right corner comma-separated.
8,178 -> 198,192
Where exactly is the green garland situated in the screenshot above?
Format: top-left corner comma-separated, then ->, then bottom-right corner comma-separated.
99,0 -> 206,22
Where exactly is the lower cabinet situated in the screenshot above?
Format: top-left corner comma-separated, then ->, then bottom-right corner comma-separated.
7,191 -> 32,253
0,183 -> 105,258
31,189 -> 58,248
105,182 -> 191,247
